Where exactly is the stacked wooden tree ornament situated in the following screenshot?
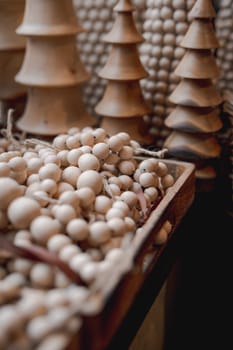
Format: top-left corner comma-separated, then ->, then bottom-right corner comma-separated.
95,0 -> 153,145
0,0 -> 26,124
73,0 -> 145,117
164,0 -> 223,180
14,0 -> 95,136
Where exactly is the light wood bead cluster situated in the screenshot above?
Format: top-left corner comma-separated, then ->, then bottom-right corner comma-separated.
0,127 -> 176,349
0,127 -> 174,255
0,283 -> 85,349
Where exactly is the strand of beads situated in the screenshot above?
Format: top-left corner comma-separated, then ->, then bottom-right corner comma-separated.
0,126 -> 175,349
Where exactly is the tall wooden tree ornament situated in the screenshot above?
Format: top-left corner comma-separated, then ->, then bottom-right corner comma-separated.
0,0 -> 26,123
95,0 -> 152,145
164,0 -> 223,180
15,0 -> 95,136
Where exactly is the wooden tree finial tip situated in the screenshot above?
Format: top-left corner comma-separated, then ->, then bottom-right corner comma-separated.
189,0 -> 216,19
114,0 -> 135,13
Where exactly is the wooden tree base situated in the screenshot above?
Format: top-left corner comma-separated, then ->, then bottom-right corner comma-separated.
16,86 -> 96,135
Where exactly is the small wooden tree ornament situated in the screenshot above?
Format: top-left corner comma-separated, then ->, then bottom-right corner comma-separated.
0,0 -> 26,121
15,0 -> 95,136
164,0 -> 223,180
95,0 -> 152,145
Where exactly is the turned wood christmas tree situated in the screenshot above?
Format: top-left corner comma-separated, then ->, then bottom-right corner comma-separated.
15,0 -> 95,136
164,0 -> 223,179
0,0 -> 26,123
95,0 -> 152,145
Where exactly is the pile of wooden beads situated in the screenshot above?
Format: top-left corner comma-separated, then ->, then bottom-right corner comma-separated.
0,283 -> 88,349
0,126 -> 176,349
0,127 -> 175,271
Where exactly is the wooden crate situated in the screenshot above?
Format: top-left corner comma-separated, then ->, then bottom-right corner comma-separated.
69,159 -> 195,350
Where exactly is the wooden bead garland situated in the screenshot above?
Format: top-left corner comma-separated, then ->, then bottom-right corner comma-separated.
0,125 -> 176,350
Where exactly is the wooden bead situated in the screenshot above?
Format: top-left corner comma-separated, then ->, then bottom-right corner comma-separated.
139,172 -> 158,188
79,262 -> 98,283
0,163 -> 10,177
120,191 -> 138,208
108,183 -> 121,196
156,162 -> 168,177
67,149 -> 83,165
144,187 -> 159,202
54,272 -> 70,288
89,221 -> 111,245
112,200 -> 130,216
106,207 -> 125,220
40,179 -> 57,196
92,128 -> 107,142
30,263 -> 54,288
53,134 -> 69,150
58,191 -> 80,209
30,216 -> 61,245
47,234 -> 71,254
39,163 -> 62,182
26,157 -> 43,175
107,217 -> 126,236
105,152 -> 120,165
0,177 -> 23,210
108,136 -> 124,152
69,253 -> 91,273
154,228 -> 168,245
31,190 -> 49,207
7,197 -> 41,229
26,174 -> 40,186
65,135 -> 81,150
118,160 -> 136,176
77,170 -> 103,195
53,204 -> 76,225
94,195 -> 112,214
92,142 -> 110,160
80,131 -> 95,147
8,157 -> 27,172
59,244 -> 81,263
161,174 -> 175,189
76,187 -> 95,208
78,153 -> 100,171
11,258 -> 32,276
66,218 -> 89,241
55,182 -> 74,198
62,166 -> 81,187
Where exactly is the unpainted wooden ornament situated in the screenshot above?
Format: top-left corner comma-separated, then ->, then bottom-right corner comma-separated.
15,0 -> 95,135
16,0 -> 83,36
95,0 -> 153,145
164,0 -> 223,180
0,0 -> 26,104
